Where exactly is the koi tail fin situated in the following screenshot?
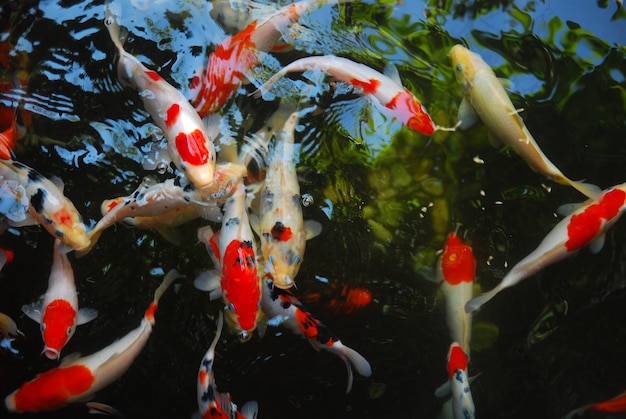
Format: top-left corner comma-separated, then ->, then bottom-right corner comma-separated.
568,179 -> 602,201
239,401 -> 259,419
464,284 -> 505,313
316,340 -> 372,393
145,269 -> 183,323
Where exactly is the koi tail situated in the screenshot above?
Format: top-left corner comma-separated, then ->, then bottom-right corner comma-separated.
464,283 -> 505,313
313,340 -> 372,393
567,179 -> 602,201
145,269 -> 182,323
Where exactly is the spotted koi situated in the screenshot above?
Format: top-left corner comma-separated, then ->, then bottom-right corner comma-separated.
22,239 -> 97,360
5,269 -> 181,413
466,183 -> 626,313
446,343 -> 476,419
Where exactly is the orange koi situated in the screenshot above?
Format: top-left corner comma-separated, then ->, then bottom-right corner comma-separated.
104,4 -> 216,189
260,278 -> 372,393
565,390 -> 626,418
466,183 -> 626,313
300,282 -> 372,315
5,269 -> 181,413
195,312 -> 258,419
22,239 -> 97,359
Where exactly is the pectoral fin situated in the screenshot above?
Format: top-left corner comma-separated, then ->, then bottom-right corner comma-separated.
76,308 -> 98,325
194,270 -> 222,300
457,98 -> 478,130
21,301 -> 43,323
304,220 -> 322,240
589,232 -> 606,254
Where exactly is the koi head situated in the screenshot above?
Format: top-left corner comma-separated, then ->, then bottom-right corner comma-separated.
386,89 -> 435,136
449,44 -> 486,94
41,299 -> 77,360
446,342 -> 469,379
440,232 -> 476,285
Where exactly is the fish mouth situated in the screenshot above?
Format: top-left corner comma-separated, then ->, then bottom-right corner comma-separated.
42,346 -> 60,360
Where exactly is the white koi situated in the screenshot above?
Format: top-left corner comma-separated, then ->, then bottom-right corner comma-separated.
256,111 -> 321,289
449,44 -> 600,199
5,269 -> 181,413
22,239 -> 98,360
466,182 -> 626,313
260,278 -> 372,393
0,159 -> 90,252
253,55 -> 442,135
104,3 -> 217,190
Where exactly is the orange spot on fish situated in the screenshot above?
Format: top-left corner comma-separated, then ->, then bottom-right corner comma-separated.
565,189 -> 626,251
302,284 -> 372,315
270,222 -> 293,242
386,89 -> 435,135
106,199 -> 121,212
1,247 -> 14,263
42,299 -> 76,356
591,392 -> 626,413
12,364 -> 95,412
441,233 -> 475,285
221,240 -> 260,332
350,78 -> 381,95
165,103 -> 181,130
175,129 -> 210,166
294,308 -> 319,340
446,345 -> 468,379
145,70 -> 161,82
54,208 -> 73,228
145,302 -> 158,322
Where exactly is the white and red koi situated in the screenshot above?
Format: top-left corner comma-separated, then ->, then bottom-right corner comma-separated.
0,103 -> 16,160
0,246 -> 14,272
191,0 -> 344,117
215,182 -> 262,341
5,269 -> 181,413
446,343 -> 476,419
565,390 -> 626,418
256,111 -> 321,289
254,55 -> 441,135
0,159 -> 90,252
195,311 -> 258,419
466,183 -> 626,313
449,44 -> 600,199
104,4 -> 217,190
260,278 -> 372,393
22,239 -> 98,360
437,232 -> 476,354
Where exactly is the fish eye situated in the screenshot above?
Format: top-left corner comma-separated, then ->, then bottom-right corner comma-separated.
238,330 -> 250,342
105,16 -> 113,26
456,63 -> 463,72
228,303 -> 235,312
41,323 -> 46,331
66,326 -> 74,336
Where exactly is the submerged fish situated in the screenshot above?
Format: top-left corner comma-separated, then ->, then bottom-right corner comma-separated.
256,111 -> 321,289
105,3 -> 217,190
5,269 -> 181,413
195,312 -> 258,419
446,343 -> 476,419
565,389 -> 626,418
260,278 -> 372,393
466,182 -> 626,313
449,44 -> 600,200
22,239 -> 97,360
254,55 -> 443,135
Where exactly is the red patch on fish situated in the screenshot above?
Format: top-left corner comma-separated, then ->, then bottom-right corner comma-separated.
175,129 -> 210,166
386,89 -> 435,135
165,103 -> 181,130
221,240 -> 260,331
294,307 -> 320,340
591,392 -> 626,413
1,247 -> 14,263
54,208 -> 74,228
446,345 -> 468,378
11,364 -> 95,412
145,302 -> 158,322
302,284 -> 373,315
106,199 -> 121,212
565,188 -> 626,251
441,233 -> 475,285
350,78 -> 381,95
145,70 -> 161,82
270,222 -> 293,242
42,299 -> 76,355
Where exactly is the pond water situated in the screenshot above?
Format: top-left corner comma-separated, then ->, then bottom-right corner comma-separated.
0,0 -> 625,418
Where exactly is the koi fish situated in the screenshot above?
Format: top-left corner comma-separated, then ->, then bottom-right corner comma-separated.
195,311 -> 258,419
22,239 -> 98,360
253,55 -> 443,136
437,232 -> 475,354
104,3 -> 217,190
300,282 -> 373,315
260,278 -> 372,393
0,159 -> 90,252
197,182 -> 262,342
0,246 -> 14,271
446,343 -> 476,419
256,111 -> 321,289
5,269 -> 181,413
0,311 -> 23,356
448,44 -> 600,199
191,0 -> 344,117
466,182 -> 626,313
565,390 -> 626,418
0,102 -> 17,160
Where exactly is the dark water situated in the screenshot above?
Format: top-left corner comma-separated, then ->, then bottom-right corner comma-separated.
0,0 -> 625,418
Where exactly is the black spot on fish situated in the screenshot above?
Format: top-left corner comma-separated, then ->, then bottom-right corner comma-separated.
173,177 -> 182,187
271,222 -> 292,242
27,168 -> 45,183
30,188 -> 47,214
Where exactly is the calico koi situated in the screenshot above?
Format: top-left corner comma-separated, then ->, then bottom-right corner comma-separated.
0,159 -> 90,252
260,278 -> 372,393
449,44 -> 600,199
256,111 -> 321,289
104,4 -> 217,190
191,0 -> 344,117
437,232 -> 476,355
446,343 -> 476,419
466,183 -> 626,313
5,269 -> 181,413
253,55 -> 442,135
195,312 -> 258,419
22,239 -> 97,360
